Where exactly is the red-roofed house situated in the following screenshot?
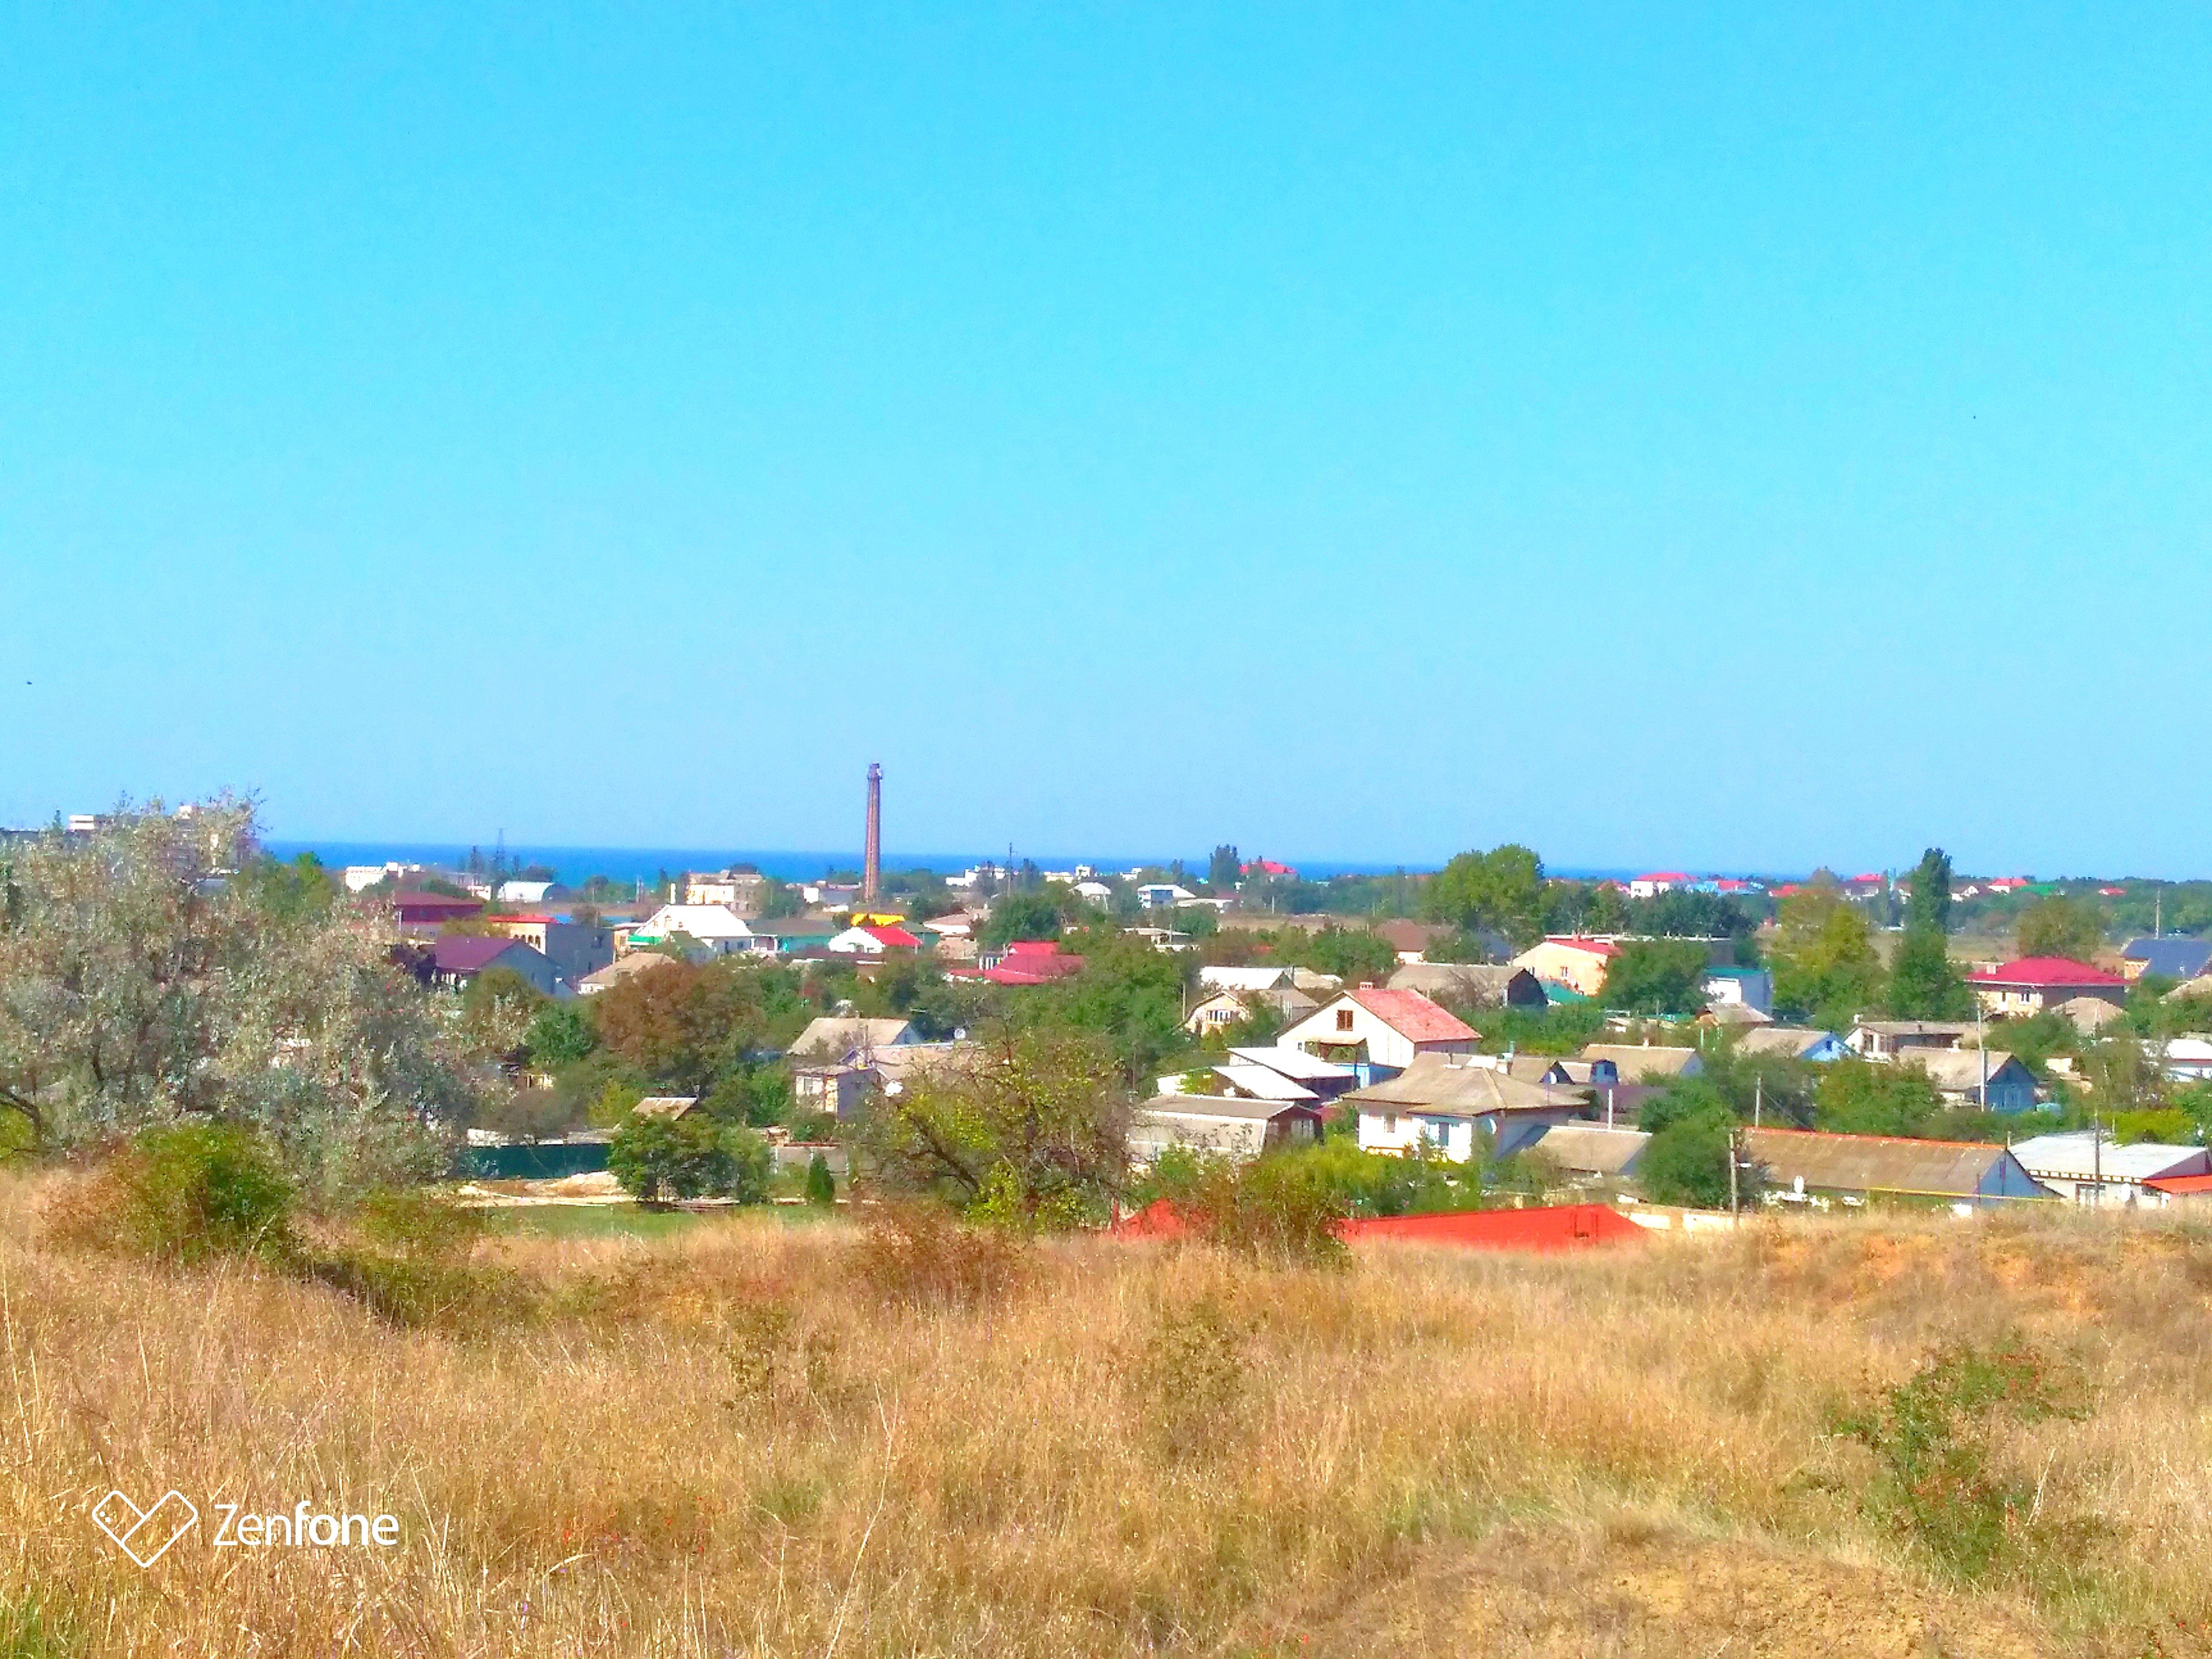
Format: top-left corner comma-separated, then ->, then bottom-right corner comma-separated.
1627,872 -> 1690,899
982,939 -> 1085,985
827,924 -> 923,957
1967,957 -> 2127,1018
1279,987 -> 1477,1071
1241,859 -> 1299,879
430,934 -> 559,995
389,890 -> 487,930
1509,936 -> 1620,998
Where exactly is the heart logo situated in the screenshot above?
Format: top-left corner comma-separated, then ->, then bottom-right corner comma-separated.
91,1489 -> 199,1567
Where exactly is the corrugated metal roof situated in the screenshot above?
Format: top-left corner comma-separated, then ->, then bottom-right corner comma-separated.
2007,1134 -> 2210,1183
1523,1124 -> 1650,1176
1344,1053 -> 1571,1115
1581,1044 -> 1702,1080
1227,1046 -> 1355,1081
1212,1063 -> 1319,1102
1746,1127 -> 2023,1199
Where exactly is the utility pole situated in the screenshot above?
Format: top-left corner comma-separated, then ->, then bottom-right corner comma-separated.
1754,1071 -> 1763,1128
1728,1126 -> 1740,1214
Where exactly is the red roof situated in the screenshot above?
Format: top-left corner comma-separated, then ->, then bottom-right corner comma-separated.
861,925 -> 921,948
431,935 -> 531,974
1543,935 -> 1619,958
2146,1173 -> 2212,1195
1241,859 -> 1298,877
984,957 -> 1084,985
1346,987 -> 1478,1043
1635,872 -> 1690,882
1005,939 -> 1062,956
1847,872 -> 1885,885
1966,957 -> 2125,989
2099,886 -> 2126,897
391,891 -> 484,915
493,912 -> 556,924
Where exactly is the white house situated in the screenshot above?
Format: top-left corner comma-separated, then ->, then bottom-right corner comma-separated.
2008,1132 -> 2212,1206
1627,872 -> 1691,899
1702,966 -> 1773,1016
1344,1053 -> 1587,1161
1278,987 -> 1478,1071
1135,883 -> 1197,910
633,904 -> 760,957
1073,880 -> 1115,906
1199,965 -> 1294,994
826,924 -> 923,956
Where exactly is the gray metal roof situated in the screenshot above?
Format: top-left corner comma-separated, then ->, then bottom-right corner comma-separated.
2123,939 -> 2212,979
2007,1133 -> 2210,1183
1746,1128 -> 2024,1198
1522,1124 -> 1650,1176
1344,1053 -> 1576,1116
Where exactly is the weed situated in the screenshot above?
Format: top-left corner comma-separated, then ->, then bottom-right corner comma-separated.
66,1122 -> 297,1264
1833,1337 -> 2098,1586
1134,1297 -> 1250,1459
0,1593 -> 77,1659
849,1202 -> 1028,1309
354,1186 -> 485,1260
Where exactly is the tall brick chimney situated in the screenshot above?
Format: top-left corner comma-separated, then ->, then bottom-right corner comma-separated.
863,762 -> 883,903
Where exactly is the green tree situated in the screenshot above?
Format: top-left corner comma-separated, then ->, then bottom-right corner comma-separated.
1815,1059 -> 1942,1137
607,1113 -> 770,1205
2015,896 -> 2105,963
1906,847 -> 1954,932
981,892 -> 1066,948
1888,928 -> 1971,1020
1639,1109 -> 1736,1209
524,1000 -> 596,1068
1770,886 -> 1885,1028
1425,844 -> 1546,948
1208,845 -> 1241,889
857,1029 -> 1133,1226
805,1152 -> 836,1206
1599,940 -> 1711,1015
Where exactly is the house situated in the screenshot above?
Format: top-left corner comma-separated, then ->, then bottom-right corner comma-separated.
790,1016 -> 917,1059
1847,1020 -> 1975,1061
1733,1027 -> 1849,1063
1241,859 -> 1298,879
1966,958 -> 2127,1018
683,870 -> 769,914
1279,987 -> 1479,1072
1746,1127 -> 2046,1208
1387,963 -> 1548,1008
1701,966 -> 1773,1017
1345,1053 -> 1591,1161
430,935 -> 559,996
2054,995 -> 2126,1036
631,1096 -> 699,1121
1130,1097 -> 1322,1164
633,903 -> 760,958
2163,1037 -> 2212,1083
1628,872 -> 1691,899
2006,1132 -> 2212,1206
826,924 -> 923,956
2142,1172 -> 2212,1209
1199,965 -> 1294,994
2121,937 -> 2212,982
1902,1049 -> 2040,1111
1517,1123 -> 1651,1180
1181,986 -> 1319,1037
389,890 -> 487,931
1510,937 -> 1619,998
1374,920 -> 1452,964
974,940 -> 1085,985
1073,880 -> 1115,906
486,914 -> 614,983
1579,1044 -> 1704,1083
747,919 -> 841,956
574,953 -> 678,996
1223,1045 -> 1360,1103
495,880 -> 555,905
792,1064 -> 874,1121
1135,883 -> 1197,909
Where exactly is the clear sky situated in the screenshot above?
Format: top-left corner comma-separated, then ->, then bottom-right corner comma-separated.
6,4 -> 2210,875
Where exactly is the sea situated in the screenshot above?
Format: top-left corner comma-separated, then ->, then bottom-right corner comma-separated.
262,842 -> 1496,886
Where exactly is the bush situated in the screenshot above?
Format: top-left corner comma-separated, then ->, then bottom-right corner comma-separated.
1179,1154 -> 1349,1266
805,1153 -> 836,1206
607,1114 -> 771,1205
1133,1297 -> 1249,1459
1834,1338 -> 2096,1584
114,1122 -> 296,1264
849,1203 -> 1027,1309
354,1187 -> 485,1260
1638,1110 -> 1736,1209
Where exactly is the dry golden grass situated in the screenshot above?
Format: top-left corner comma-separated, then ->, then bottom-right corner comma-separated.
4,1173 -> 2212,1657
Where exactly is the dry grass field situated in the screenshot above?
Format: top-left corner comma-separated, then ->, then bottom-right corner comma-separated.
4,1173 -> 2212,1658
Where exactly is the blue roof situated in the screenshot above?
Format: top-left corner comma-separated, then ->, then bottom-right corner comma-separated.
2122,939 -> 2212,979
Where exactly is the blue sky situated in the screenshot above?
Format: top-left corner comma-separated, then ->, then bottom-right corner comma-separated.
6,4 -> 2210,875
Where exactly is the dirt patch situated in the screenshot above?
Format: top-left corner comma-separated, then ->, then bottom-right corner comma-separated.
1280,1523 -> 2050,1658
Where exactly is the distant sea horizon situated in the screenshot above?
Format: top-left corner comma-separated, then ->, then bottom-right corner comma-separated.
265,840 -> 1684,888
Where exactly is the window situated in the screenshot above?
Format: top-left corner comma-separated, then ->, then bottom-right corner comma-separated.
1335,1008 -> 1355,1032
1384,1115 -> 1398,1133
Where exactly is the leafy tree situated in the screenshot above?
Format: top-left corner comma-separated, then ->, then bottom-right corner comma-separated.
524,1000 -> 596,1068
1294,926 -> 1397,986
460,966 -> 545,1061
475,1087 -> 584,1142
1208,845 -> 1241,889
590,958 -> 779,1093
1022,932 -> 1193,1082
1639,1108 -> 1737,1209
607,1113 -> 770,1205
981,892 -> 1065,949
1888,927 -> 1971,1020
239,851 -> 341,926
1906,847 -> 1954,932
1599,940 -> 1711,1015
0,799 -> 474,1199
2015,896 -> 2105,963
1425,844 -> 1546,948
1769,886 -> 1885,1028
856,1029 -> 1133,1226
1815,1060 -> 1943,1137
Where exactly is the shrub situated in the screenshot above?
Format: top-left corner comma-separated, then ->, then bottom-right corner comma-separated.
1638,1109 -> 1737,1209
1834,1338 -> 2096,1584
608,1115 -> 772,1205
115,1122 -> 296,1264
1175,1154 -> 1348,1266
849,1203 -> 1028,1309
805,1153 -> 836,1207
1133,1297 -> 1249,1459
354,1187 -> 485,1260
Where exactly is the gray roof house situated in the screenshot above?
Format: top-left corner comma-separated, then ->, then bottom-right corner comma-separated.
1386,963 -> 1548,1008
1747,1128 -> 2045,1208
1518,1123 -> 1651,1179
2123,938 -> 2212,981
1903,1049 -> 2039,1112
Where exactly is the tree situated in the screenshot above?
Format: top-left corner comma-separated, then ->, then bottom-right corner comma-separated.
1906,848 -> 1954,933
460,966 -> 545,1062
1426,845 -> 1546,948
1208,845 -> 1241,889
805,1152 -> 836,1206
1639,1110 -> 1737,1209
1769,887 -> 1884,1027
0,799 -> 475,1200
525,1000 -> 597,1068
856,1029 -> 1133,1226
1888,926 -> 1971,1020
2015,896 -> 2105,964
981,892 -> 1065,949
1815,1060 -> 1942,1137
1599,940 -> 1711,1015
591,958 -> 776,1093
1021,932 -> 1192,1082
1294,926 -> 1398,986
607,1112 -> 771,1205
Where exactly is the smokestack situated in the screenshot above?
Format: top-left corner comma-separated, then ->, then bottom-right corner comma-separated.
863,763 -> 883,904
